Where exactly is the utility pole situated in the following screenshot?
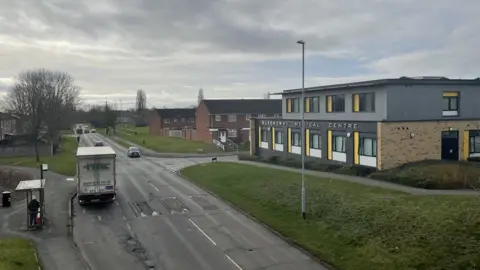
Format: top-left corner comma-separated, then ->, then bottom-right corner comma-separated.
297,39 -> 306,220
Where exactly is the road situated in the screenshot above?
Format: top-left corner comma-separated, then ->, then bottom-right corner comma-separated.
74,133 -> 328,270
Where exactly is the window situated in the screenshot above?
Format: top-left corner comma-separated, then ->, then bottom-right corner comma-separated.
359,137 -> 377,157
258,114 -> 266,118
310,134 -> 321,149
469,131 -> 480,154
163,119 -> 170,123
215,115 -> 221,121
173,118 -> 178,122
353,93 -> 375,112
189,118 -> 195,122
332,136 -> 346,152
228,115 -> 237,122
228,129 -> 237,138
442,92 -> 459,116
305,96 -> 320,112
261,130 -> 268,142
246,114 -> 251,120
275,131 -> 284,144
326,95 -> 345,113
181,118 -> 185,122
287,98 -> 300,113
274,113 -> 280,118
291,132 -> 301,146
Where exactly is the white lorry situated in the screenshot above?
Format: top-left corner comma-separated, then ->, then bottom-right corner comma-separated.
76,146 -> 117,205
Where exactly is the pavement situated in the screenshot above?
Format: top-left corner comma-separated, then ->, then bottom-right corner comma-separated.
0,166 -> 87,270
74,133 -> 328,270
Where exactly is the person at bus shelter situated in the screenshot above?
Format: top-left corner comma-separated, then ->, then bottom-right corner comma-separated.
28,195 -> 40,226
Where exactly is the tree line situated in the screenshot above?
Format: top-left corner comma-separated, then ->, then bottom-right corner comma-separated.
2,69 -> 80,161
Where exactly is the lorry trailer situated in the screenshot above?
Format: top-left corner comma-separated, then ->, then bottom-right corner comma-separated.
76,146 -> 116,205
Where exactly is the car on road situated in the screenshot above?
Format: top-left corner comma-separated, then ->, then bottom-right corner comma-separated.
94,141 -> 104,147
91,129 -> 96,133
127,147 -> 140,158
84,129 -> 90,134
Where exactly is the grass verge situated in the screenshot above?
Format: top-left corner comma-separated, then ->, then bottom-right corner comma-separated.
0,238 -> 39,270
181,162 -> 480,270
0,136 -> 77,176
114,126 -> 222,153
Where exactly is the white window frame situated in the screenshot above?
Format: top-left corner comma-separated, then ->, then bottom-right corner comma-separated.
245,114 -> 251,120
228,114 -> 237,122
228,129 -> 238,138
163,119 -> 170,123
215,115 -> 221,122
189,118 -> 195,122
274,114 -> 280,118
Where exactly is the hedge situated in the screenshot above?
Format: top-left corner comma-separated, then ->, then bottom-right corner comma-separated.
238,154 -> 377,177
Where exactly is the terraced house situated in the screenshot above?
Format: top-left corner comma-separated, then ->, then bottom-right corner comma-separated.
250,76 -> 480,170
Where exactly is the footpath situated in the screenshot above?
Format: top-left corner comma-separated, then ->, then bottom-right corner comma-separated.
101,134 -> 478,196
0,166 -> 87,270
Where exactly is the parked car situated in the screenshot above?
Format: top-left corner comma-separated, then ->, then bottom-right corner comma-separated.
127,147 -> 140,158
94,141 -> 104,147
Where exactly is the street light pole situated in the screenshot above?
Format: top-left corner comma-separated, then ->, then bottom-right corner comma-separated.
297,40 -> 306,220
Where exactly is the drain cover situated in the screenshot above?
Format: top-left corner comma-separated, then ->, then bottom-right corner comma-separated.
160,197 -> 189,214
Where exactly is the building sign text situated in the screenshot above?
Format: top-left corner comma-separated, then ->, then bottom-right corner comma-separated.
260,120 -> 359,130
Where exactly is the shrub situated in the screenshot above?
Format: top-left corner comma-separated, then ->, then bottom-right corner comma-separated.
369,159 -> 480,190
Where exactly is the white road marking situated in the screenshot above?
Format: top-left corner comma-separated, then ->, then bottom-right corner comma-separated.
82,209 -> 86,214
66,177 -> 75,181
140,212 -> 146,217
97,215 -> 102,221
152,211 -> 159,216
115,201 -> 120,206
123,215 -> 127,221
149,183 -> 160,192
225,254 -> 243,270
188,219 -> 216,246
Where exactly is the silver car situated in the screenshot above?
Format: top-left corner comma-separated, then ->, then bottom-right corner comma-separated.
127,147 -> 141,158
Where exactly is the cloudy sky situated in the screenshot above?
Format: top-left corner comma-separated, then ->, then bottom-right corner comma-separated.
1,0 -> 479,109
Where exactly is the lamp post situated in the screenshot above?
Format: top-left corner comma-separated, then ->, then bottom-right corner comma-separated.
297,40 -> 306,220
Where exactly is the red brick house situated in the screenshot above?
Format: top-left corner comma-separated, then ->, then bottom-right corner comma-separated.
195,99 -> 282,144
149,108 -> 196,138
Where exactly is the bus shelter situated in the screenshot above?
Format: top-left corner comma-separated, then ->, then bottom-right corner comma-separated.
15,179 -> 46,230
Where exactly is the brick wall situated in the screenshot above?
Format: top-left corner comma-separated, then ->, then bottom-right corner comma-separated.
379,120 -> 480,170
194,101 -> 212,143
148,113 -> 162,136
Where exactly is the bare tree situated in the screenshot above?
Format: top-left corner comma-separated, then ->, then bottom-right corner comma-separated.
197,88 -> 204,105
5,71 -> 46,161
42,71 -> 81,144
136,89 -> 147,111
4,69 -> 81,161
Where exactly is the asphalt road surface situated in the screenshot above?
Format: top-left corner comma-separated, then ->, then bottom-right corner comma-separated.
74,133 -> 327,270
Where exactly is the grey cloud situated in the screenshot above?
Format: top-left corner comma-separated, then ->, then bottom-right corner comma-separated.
1,0 -> 479,108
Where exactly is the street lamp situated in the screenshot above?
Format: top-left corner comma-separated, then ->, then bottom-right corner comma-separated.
297,40 -> 306,220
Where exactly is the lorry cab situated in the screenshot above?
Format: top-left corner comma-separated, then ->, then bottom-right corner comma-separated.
76,146 -> 116,205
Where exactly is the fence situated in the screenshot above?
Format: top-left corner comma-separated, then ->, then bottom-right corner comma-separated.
0,143 -> 52,157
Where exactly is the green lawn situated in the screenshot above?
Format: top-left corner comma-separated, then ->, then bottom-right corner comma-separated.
113,126 -> 222,153
0,137 -> 77,176
0,238 -> 39,270
181,162 -> 480,270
